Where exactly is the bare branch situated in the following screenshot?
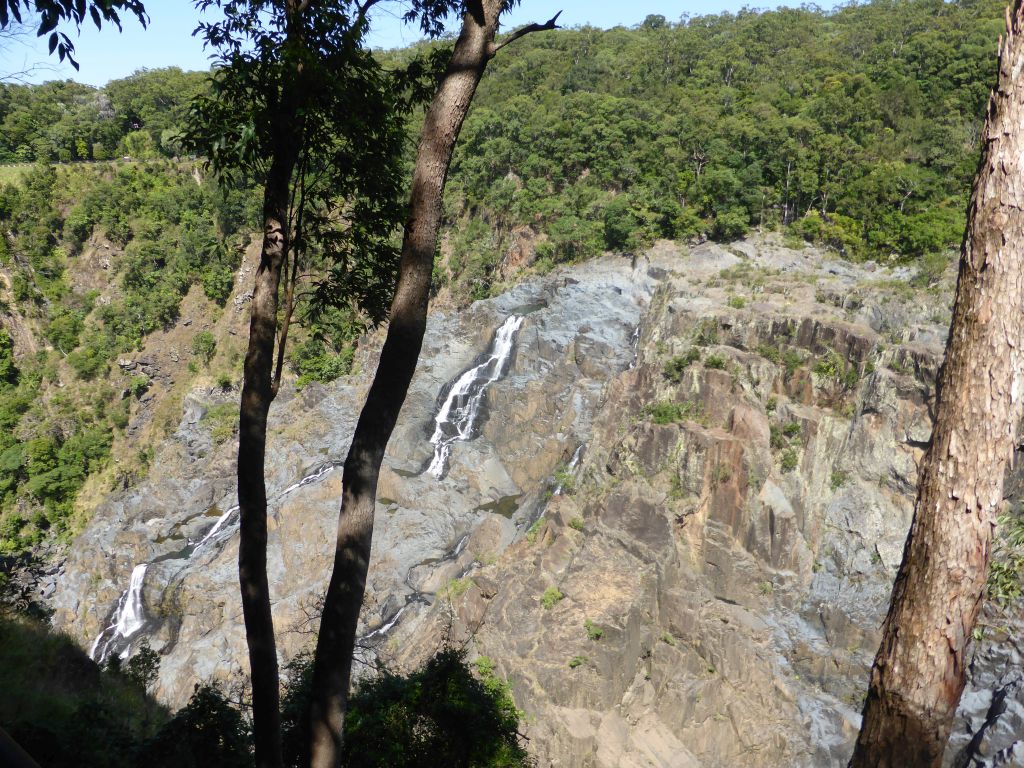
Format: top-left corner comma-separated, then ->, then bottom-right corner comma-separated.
0,23 -> 58,82
356,0 -> 385,28
489,10 -> 562,57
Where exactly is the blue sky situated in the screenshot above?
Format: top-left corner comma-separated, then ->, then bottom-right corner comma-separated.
0,0 -> 841,87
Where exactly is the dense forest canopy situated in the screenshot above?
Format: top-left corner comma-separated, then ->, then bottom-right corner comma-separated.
445,0 -> 1003,288
1,0 -> 1006,267
0,0 -> 1006,553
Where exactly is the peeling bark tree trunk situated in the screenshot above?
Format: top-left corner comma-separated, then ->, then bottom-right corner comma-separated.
849,5 -> 1024,766
306,3 -> 503,766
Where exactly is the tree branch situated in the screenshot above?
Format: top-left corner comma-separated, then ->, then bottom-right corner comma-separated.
356,0 -> 384,28
488,10 -> 561,57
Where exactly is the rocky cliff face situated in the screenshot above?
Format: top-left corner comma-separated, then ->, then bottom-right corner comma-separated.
50,236 -> 1024,766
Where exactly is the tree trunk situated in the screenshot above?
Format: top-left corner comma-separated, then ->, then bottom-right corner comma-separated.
234,1 -> 308,763
849,5 -> 1024,766
238,152 -> 293,768
307,2 -> 503,766
0,726 -> 41,768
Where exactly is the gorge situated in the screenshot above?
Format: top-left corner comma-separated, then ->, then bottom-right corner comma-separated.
40,235 -> 1024,767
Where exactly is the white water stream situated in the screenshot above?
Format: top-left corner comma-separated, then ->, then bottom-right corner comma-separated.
89,563 -> 148,662
94,314 -> 522,662
553,444 -> 585,497
628,324 -> 641,370
427,315 -> 524,478
90,463 -> 340,664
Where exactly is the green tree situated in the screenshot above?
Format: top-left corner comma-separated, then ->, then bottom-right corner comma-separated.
309,5 -> 561,766
183,2 -> 427,765
190,330 -> 216,366
0,329 -> 17,386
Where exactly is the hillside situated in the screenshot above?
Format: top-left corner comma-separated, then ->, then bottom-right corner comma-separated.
0,0 -> 1009,562
2,1 -> 1024,765
48,235 -> 1024,765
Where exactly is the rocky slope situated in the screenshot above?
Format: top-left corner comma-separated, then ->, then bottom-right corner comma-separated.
50,236 -> 1024,766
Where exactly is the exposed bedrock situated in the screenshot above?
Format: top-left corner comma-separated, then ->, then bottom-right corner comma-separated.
51,236 -> 1024,766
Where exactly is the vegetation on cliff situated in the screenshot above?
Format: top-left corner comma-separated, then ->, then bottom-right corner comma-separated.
0,609 -> 527,768
0,160 -> 254,554
0,0 -> 1007,554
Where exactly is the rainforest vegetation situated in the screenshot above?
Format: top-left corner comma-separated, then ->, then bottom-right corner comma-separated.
0,610 -> 525,768
0,0 -> 1017,763
0,0 -> 1005,555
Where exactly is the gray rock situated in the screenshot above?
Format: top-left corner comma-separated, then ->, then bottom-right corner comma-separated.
49,236 -> 1021,768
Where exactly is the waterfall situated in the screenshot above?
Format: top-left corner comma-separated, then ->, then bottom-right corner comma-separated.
628,324 -> 641,370
553,444 -> 585,496
115,564 -> 148,638
193,464 -> 339,550
279,462 -> 338,496
90,563 -> 148,663
427,315 -> 524,478
90,463 -> 341,663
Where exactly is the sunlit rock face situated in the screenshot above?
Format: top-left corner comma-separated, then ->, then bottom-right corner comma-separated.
52,235 -> 1023,766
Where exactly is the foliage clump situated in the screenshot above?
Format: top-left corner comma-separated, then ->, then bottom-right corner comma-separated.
988,507 -> 1024,606
663,348 -> 700,382
191,331 -> 216,366
541,586 -> 565,609
281,648 -> 531,768
643,400 -> 701,425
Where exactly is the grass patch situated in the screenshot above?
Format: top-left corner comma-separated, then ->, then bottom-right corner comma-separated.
782,348 -> 804,378
780,448 -> 799,472
203,402 -> 238,444
988,507 -> 1024,606
540,586 -> 564,609
830,470 -> 849,491
757,344 -> 781,363
693,319 -> 719,347
663,348 -> 700,382
704,353 -> 726,370
526,517 -> 545,544
643,400 -> 701,425
0,164 -> 29,186
441,577 -> 474,602
553,465 -> 577,495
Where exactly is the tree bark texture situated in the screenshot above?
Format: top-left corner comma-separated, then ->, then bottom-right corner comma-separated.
238,7 -> 305,761
849,5 -> 1024,766
307,2 -> 503,766
239,151 -> 293,768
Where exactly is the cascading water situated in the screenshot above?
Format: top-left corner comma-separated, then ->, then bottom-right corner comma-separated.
628,324 -> 641,370
427,315 -> 524,478
90,563 -> 148,663
194,505 -> 239,549
89,463 -> 341,663
192,463 -> 339,551
553,444 -> 585,496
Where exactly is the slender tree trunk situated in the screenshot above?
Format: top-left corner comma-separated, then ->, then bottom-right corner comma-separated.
849,5 -> 1024,766
239,152 -> 293,768
233,0 -> 308,761
307,3 -> 503,765
0,726 -> 41,768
